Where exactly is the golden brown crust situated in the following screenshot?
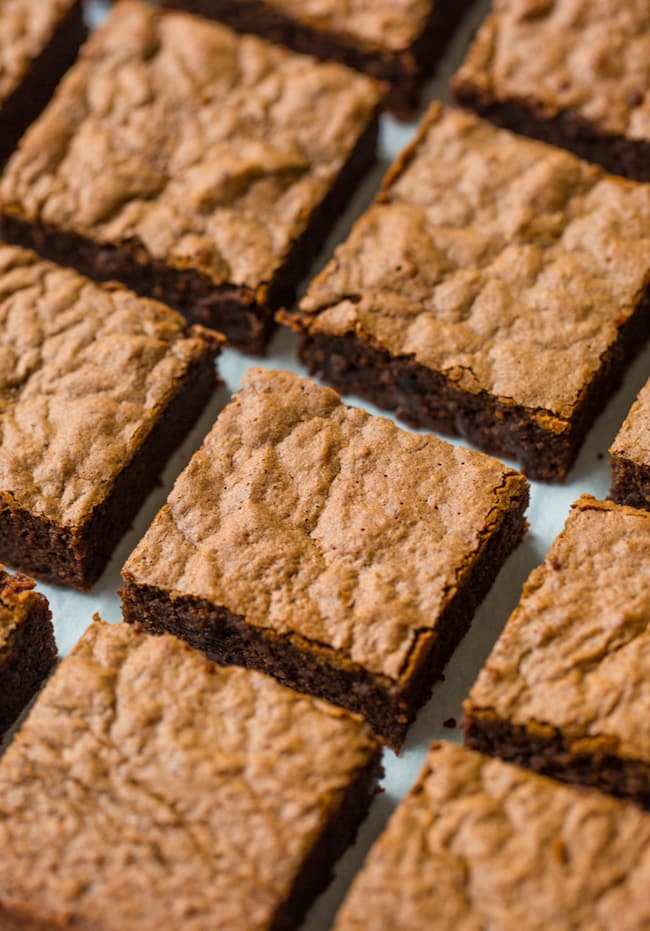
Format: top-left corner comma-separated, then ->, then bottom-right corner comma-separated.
611,378 -> 650,467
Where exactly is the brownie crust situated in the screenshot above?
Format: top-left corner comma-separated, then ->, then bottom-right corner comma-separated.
465,496 -> 650,808
0,568 -> 56,741
0,0 -> 86,166
610,378 -> 650,510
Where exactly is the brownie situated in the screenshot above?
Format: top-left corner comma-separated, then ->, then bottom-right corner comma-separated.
281,104 -> 650,481
121,368 -> 529,749
0,0 -> 85,166
452,0 -> 650,181
333,741 -> 650,931
0,0 -> 381,355
610,378 -> 650,510
465,495 -> 650,808
0,567 -> 56,742
0,243 -> 221,590
0,619 -> 381,931
159,0 -> 472,117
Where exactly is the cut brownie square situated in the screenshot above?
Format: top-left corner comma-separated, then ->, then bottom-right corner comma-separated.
0,0 -> 381,354
0,0 -> 86,165
0,243 -> 222,590
465,495 -> 650,808
121,368 -> 529,749
452,0 -> 650,181
282,104 -> 650,481
0,567 -> 56,741
333,741 -> 650,931
159,0 -> 473,117
0,620 -> 381,930
610,378 -> 650,510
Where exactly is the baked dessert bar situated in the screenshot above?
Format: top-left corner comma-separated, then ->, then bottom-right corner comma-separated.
122,368 -> 529,749
333,742 -> 650,930
0,620 -> 381,930
465,495 -> 650,807
0,566 -> 56,742
0,0 -> 381,353
453,0 -> 650,181
0,0 -> 85,164
0,243 -> 221,590
282,104 -> 650,481
610,377 -> 650,510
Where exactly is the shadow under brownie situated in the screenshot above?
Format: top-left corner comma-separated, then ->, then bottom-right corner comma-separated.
465,495 -> 650,808
610,377 -> 650,510
282,103 -> 650,481
0,0 -> 381,354
452,0 -> 650,181
0,566 -> 56,742
0,0 -> 86,166
159,0 -> 473,118
0,620 -> 381,931
333,741 -> 650,931
0,243 -> 221,590
121,368 -> 529,749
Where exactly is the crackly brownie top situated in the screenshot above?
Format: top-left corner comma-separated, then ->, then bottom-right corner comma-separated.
242,0 -> 433,52
0,621 -> 377,931
296,105 -> 650,423
0,0 -> 379,292
0,566 -> 44,655
468,496 -> 650,764
124,368 -> 527,681
611,377 -> 650,467
453,0 -> 650,141
0,243 -> 219,529
0,0 -> 76,103
334,742 -> 650,931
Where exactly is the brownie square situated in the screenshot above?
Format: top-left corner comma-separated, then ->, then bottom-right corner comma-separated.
0,620 -> 381,931
0,0 -> 85,165
333,742 -> 650,931
0,567 -> 56,741
160,0 -> 473,117
282,104 -> 650,481
452,0 -> 650,181
610,378 -> 650,510
465,495 -> 650,808
0,243 -> 221,590
121,368 -> 529,749
0,0 -> 381,354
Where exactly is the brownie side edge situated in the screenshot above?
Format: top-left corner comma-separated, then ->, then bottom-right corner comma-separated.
0,0 -> 86,166
0,336 -> 219,590
120,476 -> 527,748
610,454 -> 650,512
451,86 -> 650,182
289,282 -> 650,481
464,711 -> 650,809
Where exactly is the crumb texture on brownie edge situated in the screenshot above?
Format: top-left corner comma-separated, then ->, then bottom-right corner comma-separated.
466,496 -> 650,767
452,0 -> 650,142
290,104 -> 650,429
333,742 -> 650,931
611,377 -> 650,469
0,566 -> 48,651
0,620 -> 379,931
0,243 -> 220,531
123,368 -> 528,683
0,0 -> 380,295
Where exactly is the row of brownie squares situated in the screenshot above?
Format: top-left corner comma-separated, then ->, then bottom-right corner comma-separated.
0,2 -> 648,482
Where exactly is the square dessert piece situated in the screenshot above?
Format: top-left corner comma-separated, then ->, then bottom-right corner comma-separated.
122,368 -> 529,749
465,495 -> 650,808
610,378 -> 650,510
0,567 -> 56,741
282,104 -> 650,481
0,243 -> 222,590
333,742 -> 650,931
0,0 -> 85,165
160,0 -> 473,117
0,620 -> 381,931
0,0 -> 381,354
452,0 -> 650,181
